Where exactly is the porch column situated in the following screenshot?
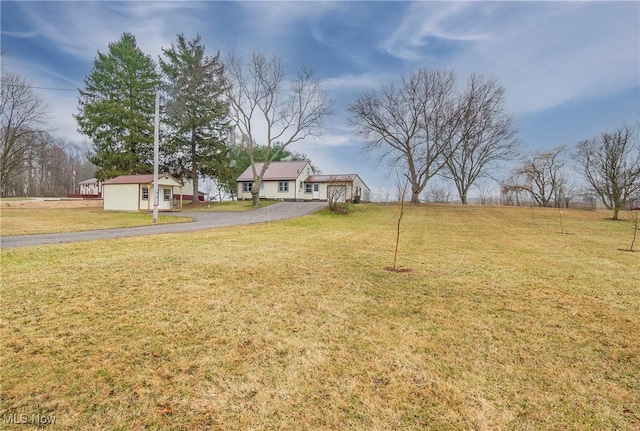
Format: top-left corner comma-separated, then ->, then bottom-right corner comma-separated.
147,183 -> 151,212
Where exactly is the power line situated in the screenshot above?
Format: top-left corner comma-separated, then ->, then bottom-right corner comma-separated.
4,83 -> 77,92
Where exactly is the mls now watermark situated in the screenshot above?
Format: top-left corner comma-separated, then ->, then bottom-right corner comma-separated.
3,413 -> 57,425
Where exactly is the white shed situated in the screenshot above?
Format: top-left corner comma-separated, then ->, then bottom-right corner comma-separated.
103,174 -> 184,211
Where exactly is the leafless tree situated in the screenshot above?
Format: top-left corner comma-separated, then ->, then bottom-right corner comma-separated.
442,74 -> 519,204
392,175 -> 409,270
326,175 -> 349,214
225,51 -> 331,206
628,205 -> 639,251
349,69 -> 458,204
507,147 -> 568,207
425,183 -> 451,204
1,72 -> 50,196
474,178 -> 495,205
575,124 -> 640,220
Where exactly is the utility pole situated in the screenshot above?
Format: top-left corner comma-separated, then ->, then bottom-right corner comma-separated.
153,91 -> 160,224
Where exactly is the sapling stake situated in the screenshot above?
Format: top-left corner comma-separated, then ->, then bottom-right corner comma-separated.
393,178 -> 409,270
629,207 -> 639,252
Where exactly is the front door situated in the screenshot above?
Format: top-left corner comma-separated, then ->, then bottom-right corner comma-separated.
259,182 -> 265,198
312,183 -> 320,199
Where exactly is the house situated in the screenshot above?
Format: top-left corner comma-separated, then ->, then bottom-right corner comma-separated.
236,161 -> 370,202
173,179 -> 206,202
102,174 -> 183,211
78,178 -> 102,197
304,174 -> 371,203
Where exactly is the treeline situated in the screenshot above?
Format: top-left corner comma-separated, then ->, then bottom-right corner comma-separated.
0,72 -> 94,197
349,69 -> 639,219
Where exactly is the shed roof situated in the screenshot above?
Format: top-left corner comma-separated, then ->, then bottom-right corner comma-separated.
305,174 -> 358,183
236,160 -> 311,181
104,174 -> 183,187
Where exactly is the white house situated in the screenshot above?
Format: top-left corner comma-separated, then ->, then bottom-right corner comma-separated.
173,179 -> 206,202
304,174 -> 371,203
236,161 -> 370,202
103,174 -> 183,211
78,178 -> 102,197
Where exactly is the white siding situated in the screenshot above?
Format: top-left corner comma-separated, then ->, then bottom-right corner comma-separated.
103,184 -> 139,211
237,167 -> 311,201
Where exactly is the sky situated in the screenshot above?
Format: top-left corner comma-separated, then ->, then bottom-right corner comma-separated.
1,1 -> 639,198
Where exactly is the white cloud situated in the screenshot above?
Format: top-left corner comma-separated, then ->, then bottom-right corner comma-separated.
323,72 -> 394,93
381,2 -> 639,114
12,2 -> 204,62
381,2 -> 492,61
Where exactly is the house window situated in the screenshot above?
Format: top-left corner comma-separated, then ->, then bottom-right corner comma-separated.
142,186 -> 149,200
278,181 -> 289,193
243,182 -> 252,193
163,188 -> 171,201
305,183 -> 312,194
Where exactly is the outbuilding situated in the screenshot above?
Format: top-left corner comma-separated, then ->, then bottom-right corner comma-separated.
102,174 -> 183,212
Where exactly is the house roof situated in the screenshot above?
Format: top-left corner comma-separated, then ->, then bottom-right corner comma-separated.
104,174 -> 183,187
305,174 -> 371,191
305,174 -> 358,183
79,178 -> 99,185
236,160 -> 311,181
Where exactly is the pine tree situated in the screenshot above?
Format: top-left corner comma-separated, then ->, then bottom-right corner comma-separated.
160,34 -> 230,203
76,33 -> 159,180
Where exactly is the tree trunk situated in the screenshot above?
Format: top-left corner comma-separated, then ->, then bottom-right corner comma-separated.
191,137 -> 199,204
252,190 -> 260,206
251,178 -> 261,206
613,207 -> 620,220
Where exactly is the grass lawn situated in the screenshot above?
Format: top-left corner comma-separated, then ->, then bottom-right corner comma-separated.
0,202 -> 192,236
0,197 -> 37,202
1,204 -> 638,430
184,200 -> 281,212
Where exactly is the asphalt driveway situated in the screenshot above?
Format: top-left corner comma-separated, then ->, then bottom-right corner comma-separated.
0,202 -> 327,249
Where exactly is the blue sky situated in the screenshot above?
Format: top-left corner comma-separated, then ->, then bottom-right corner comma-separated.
2,1 -> 639,196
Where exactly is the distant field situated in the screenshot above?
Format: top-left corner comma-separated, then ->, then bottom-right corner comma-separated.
0,200 -> 191,236
1,204 -> 638,430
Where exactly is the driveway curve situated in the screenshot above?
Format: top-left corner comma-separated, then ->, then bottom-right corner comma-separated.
1,202 -> 327,249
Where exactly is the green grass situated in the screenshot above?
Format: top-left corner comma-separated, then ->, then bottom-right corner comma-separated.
1,204 -> 638,430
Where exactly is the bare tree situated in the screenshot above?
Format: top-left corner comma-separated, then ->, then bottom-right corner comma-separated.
474,178 -> 495,205
628,204 -> 639,251
425,183 -> 451,203
443,74 -> 519,204
225,51 -> 331,206
349,69 -> 458,203
507,147 -> 568,207
575,124 -> 640,220
1,72 -> 50,196
326,175 -> 349,214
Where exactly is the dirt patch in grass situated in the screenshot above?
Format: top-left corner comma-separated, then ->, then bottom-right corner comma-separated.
383,266 -> 412,273
1,205 -> 638,430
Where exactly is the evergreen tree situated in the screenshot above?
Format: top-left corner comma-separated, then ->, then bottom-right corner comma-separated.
160,34 -> 230,203
76,33 -> 159,180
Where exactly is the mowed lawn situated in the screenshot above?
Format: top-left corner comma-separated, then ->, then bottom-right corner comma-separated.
0,200 -> 191,236
0,204 -> 638,430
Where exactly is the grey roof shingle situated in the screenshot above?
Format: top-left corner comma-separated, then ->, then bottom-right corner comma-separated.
236,161 -> 311,181
103,174 -> 182,185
